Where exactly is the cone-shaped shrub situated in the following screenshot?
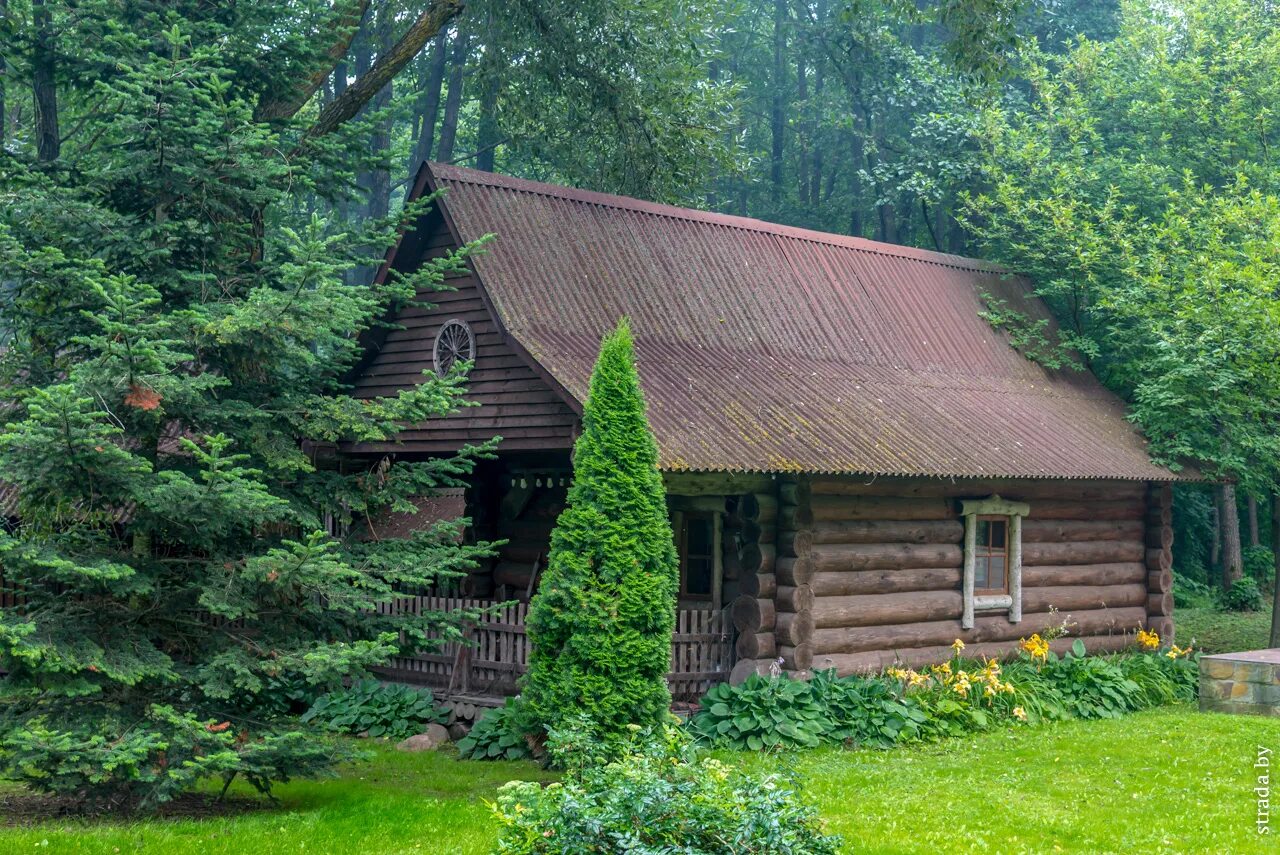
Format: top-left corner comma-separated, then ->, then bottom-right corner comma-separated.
522,319 -> 678,743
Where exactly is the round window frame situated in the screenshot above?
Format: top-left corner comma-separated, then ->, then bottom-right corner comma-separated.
433,318 -> 476,377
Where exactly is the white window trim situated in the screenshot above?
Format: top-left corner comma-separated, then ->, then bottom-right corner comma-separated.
961,495 -> 1030,629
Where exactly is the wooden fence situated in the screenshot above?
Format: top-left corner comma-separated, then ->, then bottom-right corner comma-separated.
376,595 -> 733,702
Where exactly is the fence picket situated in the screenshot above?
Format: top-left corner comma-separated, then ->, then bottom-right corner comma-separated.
377,596 -> 731,701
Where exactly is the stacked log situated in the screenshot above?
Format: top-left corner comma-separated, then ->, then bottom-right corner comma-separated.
802,476 -> 1150,676
731,487 -> 781,667
1144,482 -> 1174,639
772,477 -> 814,671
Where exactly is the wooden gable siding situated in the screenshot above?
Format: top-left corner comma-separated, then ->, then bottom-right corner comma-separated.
350,211 -> 578,454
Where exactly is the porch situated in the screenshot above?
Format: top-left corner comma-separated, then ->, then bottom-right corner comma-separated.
376,595 -> 734,720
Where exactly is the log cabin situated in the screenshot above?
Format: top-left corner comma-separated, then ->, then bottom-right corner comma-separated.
345,163 -> 1183,700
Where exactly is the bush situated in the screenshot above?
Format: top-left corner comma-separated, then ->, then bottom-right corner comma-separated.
456,699 -> 531,761
1037,640 -> 1143,719
522,320 -> 679,746
691,639 -> 1198,753
491,724 -> 840,854
1243,545 -> 1275,587
690,674 -> 834,750
1173,572 -> 1216,609
1221,576 -> 1265,612
1,704 -> 339,812
300,679 -> 444,740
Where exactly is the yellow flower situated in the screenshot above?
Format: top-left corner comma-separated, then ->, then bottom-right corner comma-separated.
1019,634 -> 1049,662
1135,627 -> 1160,651
1013,706 -> 1027,722
931,661 -> 952,677
951,639 -> 966,654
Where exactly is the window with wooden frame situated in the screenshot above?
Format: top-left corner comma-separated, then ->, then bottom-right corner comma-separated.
973,516 -> 1009,595
677,512 -> 716,600
960,496 -> 1029,629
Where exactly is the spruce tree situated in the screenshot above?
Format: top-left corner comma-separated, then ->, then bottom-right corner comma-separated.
522,320 -> 679,743
0,3 -> 483,808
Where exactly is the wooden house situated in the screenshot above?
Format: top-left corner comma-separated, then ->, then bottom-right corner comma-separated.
346,163 -> 1181,701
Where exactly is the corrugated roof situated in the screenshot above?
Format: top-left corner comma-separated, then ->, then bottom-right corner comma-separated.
413,163 -> 1180,481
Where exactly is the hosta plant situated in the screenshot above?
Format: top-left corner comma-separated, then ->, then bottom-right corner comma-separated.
456,699 -> 531,761
690,673 -> 834,750
300,680 -> 445,740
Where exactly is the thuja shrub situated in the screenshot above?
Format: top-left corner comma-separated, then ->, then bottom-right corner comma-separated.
490,724 -> 840,854
521,320 -> 679,747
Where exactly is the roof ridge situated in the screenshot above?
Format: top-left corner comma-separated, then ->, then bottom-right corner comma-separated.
426,162 -> 1005,274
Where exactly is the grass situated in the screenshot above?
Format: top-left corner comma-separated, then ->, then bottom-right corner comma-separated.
2,705 -> 1276,853
1179,603 -> 1273,653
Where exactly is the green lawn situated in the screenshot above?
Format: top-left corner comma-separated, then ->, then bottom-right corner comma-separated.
1,705 -> 1275,854
1178,604 -> 1273,653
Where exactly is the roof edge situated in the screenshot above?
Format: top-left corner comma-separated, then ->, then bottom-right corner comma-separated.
426,162 -> 1009,275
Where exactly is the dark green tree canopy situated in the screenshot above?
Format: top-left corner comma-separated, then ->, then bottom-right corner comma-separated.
0,0 -> 491,808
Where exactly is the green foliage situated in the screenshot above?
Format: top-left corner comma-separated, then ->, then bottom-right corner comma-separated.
1173,572 -> 1216,609
1037,641 -> 1143,719
690,674 -> 835,751
2,704 -> 340,812
521,320 -> 679,747
1243,546 -> 1275,587
813,670 -> 935,747
1221,577 -> 1265,613
964,0 -> 1280,493
692,645 -> 1198,753
490,724 -> 840,854
456,699 -> 532,761
0,1 -> 495,808
299,680 -> 445,741
1177,605 -> 1273,654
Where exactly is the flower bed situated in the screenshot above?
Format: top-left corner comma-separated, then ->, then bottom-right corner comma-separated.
690,632 -> 1197,752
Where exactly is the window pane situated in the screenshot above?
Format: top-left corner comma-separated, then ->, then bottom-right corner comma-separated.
686,516 -> 713,556
989,519 -> 1007,549
987,554 -> 1006,590
974,555 -> 990,589
685,557 -> 713,596
976,519 -> 990,548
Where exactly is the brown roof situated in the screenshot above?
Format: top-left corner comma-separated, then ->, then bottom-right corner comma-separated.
403,163 -> 1179,481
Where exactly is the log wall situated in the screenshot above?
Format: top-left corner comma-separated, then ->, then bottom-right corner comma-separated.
777,476 -> 1162,676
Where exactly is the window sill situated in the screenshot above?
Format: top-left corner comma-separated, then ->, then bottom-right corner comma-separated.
973,594 -> 1013,611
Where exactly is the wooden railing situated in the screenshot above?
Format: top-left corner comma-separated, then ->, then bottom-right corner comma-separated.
377,595 -> 733,702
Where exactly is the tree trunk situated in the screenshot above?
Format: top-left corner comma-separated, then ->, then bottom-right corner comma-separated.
796,51 -> 808,205
770,0 -> 786,206
367,7 -> 393,221
1269,494 -> 1280,647
305,0 -> 462,141
474,55 -> 500,170
1247,494 -> 1260,548
436,29 -> 469,163
410,31 -> 448,171
847,132 -> 863,236
1210,491 -> 1222,575
1220,482 -> 1244,590
32,0 -> 59,161
0,0 -> 8,143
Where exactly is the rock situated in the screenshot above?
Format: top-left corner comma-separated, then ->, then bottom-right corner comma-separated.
447,722 -> 470,742
395,723 -> 450,752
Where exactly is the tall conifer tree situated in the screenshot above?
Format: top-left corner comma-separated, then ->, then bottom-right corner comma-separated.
522,320 -> 679,743
0,2 -> 484,808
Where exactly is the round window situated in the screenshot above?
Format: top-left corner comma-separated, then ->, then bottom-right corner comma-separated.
433,318 -> 476,376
